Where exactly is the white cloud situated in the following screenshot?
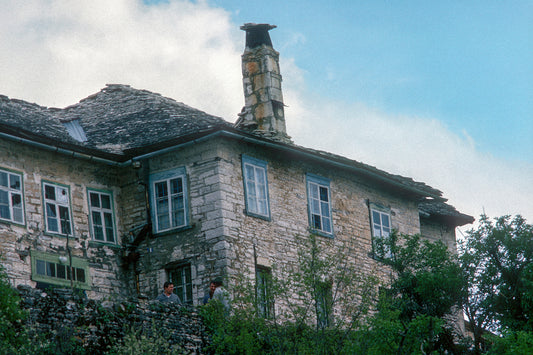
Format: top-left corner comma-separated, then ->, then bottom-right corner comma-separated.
282,84 -> 533,225
2,0 -> 531,227
0,0 -> 244,118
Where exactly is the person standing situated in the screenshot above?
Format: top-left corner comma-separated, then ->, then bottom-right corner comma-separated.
211,277 -> 230,313
155,281 -> 182,304
203,281 -> 216,305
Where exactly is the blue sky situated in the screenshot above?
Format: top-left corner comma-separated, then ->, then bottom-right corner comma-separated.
1,0 -> 532,225
211,0 -> 532,164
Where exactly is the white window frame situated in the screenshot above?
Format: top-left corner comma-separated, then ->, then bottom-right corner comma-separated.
0,168 -> 24,225
42,181 -> 72,236
370,203 -> 392,258
306,173 -> 333,236
88,189 -> 116,243
149,167 -> 188,233
242,155 -> 270,219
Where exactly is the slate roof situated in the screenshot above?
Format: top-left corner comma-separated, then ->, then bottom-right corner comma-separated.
0,84 -> 472,225
293,144 -> 444,200
0,84 -> 231,159
419,201 -> 475,226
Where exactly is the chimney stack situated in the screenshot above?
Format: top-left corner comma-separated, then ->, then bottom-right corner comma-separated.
235,23 -> 291,143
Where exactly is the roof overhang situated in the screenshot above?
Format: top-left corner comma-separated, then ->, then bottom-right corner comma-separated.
1,125 -> 445,201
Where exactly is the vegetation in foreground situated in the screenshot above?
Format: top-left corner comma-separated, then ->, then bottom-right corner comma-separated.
1,214 -> 532,354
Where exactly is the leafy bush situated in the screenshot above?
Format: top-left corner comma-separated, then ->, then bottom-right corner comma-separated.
108,322 -> 186,355
487,331 -> 533,355
0,265 -> 30,353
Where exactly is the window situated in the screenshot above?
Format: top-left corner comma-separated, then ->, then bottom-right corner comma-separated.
88,189 -> 116,243
0,168 -> 24,224
306,174 -> 333,235
169,264 -> 193,305
242,155 -> 270,219
43,181 -> 72,235
256,266 -> 273,318
316,281 -> 332,329
149,167 -> 188,233
370,204 -> 392,258
31,250 -> 91,290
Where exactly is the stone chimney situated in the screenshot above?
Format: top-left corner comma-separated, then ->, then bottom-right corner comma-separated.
235,23 -> 291,143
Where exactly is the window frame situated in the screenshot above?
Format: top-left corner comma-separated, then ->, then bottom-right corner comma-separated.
87,188 -> 117,244
241,155 -> 271,220
149,167 -> 189,234
306,173 -> 333,237
168,263 -> 193,305
369,203 -> 392,258
0,167 -> 25,225
42,180 -> 73,236
315,280 -> 333,329
31,250 -> 91,290
256,266 -> 274,318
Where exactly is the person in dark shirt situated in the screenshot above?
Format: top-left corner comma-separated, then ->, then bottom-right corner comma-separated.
202,281 -> 216,305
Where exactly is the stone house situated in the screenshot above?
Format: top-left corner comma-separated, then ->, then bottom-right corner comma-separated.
0,24 -> 472,318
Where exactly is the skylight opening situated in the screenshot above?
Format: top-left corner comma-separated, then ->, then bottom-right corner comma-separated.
63,120 -> 87,142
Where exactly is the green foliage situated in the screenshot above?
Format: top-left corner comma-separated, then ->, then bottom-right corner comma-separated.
274,233 -> 380,331
357,309 -> 446,354
32,326 -> 87,355
201,301 -> 268,354
200,232 -> 381,354
108,322 -> 186,355
0,265 -> 30,353
487,330 -> 533,355
460,214 -> 533,353
371,232 -> 467,354
384,233 -> 466,320
201,300 -> 367,355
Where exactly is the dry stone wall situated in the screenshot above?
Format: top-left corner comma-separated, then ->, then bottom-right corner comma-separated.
16,284 -> 208,354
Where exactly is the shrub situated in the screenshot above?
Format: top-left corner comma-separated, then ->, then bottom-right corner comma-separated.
108,322 -> 186,355
0,265 -> 31,353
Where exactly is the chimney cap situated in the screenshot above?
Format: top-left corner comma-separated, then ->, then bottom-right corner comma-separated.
240,23 -> 277,49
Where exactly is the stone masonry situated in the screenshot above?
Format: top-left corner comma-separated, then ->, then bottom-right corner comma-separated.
0,23 -> 473,330
16,285 -> 208,354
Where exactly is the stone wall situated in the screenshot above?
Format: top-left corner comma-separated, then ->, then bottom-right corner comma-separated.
0,139 -> 131,301
212,139 -> 424,320
2,132 -> 458,327
420,217 -> 458,252
131,138 -> 229,303
16,284 -> 208,354
129,136 -> 431,322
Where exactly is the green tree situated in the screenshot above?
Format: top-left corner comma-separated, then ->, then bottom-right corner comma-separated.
365,232 -> 467,354
275,233 -> 379,330
0,265 -> 31,353
459,214 -> 533,353
201,233 -> 380,354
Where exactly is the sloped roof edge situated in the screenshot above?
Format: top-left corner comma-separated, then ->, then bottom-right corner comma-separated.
217,129 -> 445,200
1,86 -> 445,201
419,200 -> 475,227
